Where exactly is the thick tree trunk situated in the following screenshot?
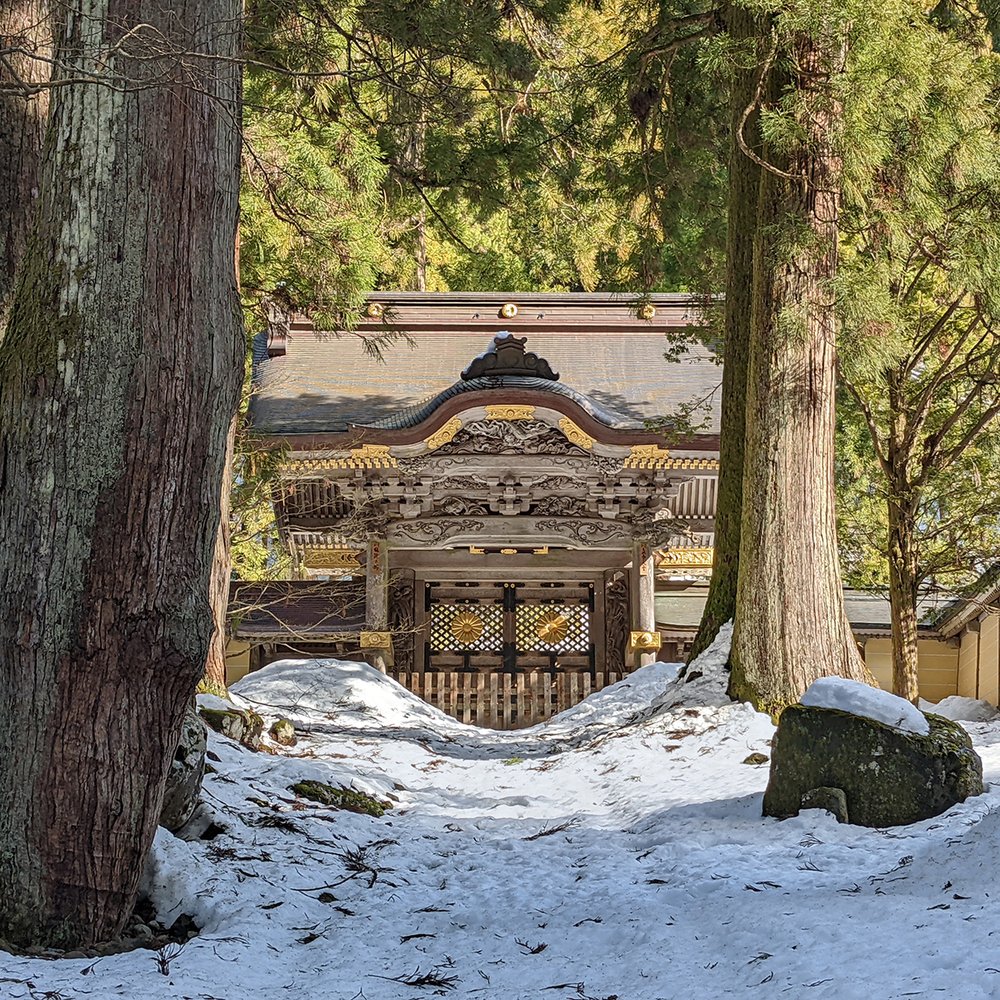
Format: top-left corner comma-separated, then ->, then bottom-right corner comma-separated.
888,492 -> 920,703
730,21 -> 871,711
204,420 -> 237,692
689,2 -> 759,661
0,0 -> 50,331
0,0 -> 243,949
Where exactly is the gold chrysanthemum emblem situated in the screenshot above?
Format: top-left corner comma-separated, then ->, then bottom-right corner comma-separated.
536,610 -> 569,645
450,611 -> 484,645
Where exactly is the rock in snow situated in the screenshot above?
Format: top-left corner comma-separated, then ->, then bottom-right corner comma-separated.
764,701 -> 984,827
159,702 -> 206,832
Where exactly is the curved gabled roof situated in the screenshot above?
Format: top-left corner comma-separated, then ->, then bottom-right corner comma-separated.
249,293 -> 721,438
359,375 -> 637,431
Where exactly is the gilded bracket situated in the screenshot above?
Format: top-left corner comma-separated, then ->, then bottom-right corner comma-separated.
558,416 -> 595,450
290,444 -> 396,472
624,444 -> 672,469
657,547 -> 714,569
628,630 -> 662,653
424,416 -> 463,451
303,547 -> 363,571
485,404 -> 536,421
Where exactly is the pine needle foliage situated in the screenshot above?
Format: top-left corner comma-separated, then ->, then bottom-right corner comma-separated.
831,0 -> 1000,695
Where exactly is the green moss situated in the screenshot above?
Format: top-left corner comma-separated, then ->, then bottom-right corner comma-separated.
269,718 -> 296,746
2,223 -> 84,379
290,781 -> 391,817
726,674 -> 793,723
764,705 -> 984,827
196,677 -> 229,699
198,707 -> 264,749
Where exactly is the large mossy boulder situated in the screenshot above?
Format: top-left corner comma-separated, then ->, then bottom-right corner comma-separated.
160,703 -> 207,832
763,704 -> 983,827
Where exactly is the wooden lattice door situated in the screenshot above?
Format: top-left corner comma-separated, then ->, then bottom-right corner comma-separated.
395,580 -> 622,729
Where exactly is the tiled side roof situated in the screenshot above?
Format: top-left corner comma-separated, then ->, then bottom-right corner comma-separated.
249,295 -> 722,435
656,586 -> 952,635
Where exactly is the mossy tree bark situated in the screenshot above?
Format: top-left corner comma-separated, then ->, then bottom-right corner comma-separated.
688,2 -> 759,662
0,0 -> 50,330
729,17 -> 871,710
0,0 -> 243,948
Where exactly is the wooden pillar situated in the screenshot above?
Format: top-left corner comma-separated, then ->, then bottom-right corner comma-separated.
629,538 -> 659,668
362,534 -> 391,672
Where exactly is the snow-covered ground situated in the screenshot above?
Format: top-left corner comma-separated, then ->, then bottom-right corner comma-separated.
6,634 -> 1000,1000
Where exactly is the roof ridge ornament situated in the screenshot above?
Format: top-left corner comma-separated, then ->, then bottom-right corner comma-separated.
461,333 -> 559,381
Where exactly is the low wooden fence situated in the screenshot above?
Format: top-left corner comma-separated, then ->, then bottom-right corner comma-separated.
393,670 -> 625,730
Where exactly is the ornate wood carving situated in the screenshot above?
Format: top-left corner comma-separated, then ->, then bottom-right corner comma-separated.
485,404 -> 536,421
461,333 -> 559,380
558,416 -> 595,450
388,571 -> 415,674
605,571 -> 629,674
527,495 -> 591,517
389,517 -> 487,545
434,419 -> 589,456
438,496 -> 492,516
533,518 -> 628,545
424,416 -> 463,450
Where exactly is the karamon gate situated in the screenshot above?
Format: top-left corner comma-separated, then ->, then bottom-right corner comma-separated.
239,293 -> 721,728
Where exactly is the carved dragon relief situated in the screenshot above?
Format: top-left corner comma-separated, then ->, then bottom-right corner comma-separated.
432,419 -> 591,457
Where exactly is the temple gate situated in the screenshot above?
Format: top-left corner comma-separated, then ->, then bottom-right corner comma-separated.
242,293 -> 721,728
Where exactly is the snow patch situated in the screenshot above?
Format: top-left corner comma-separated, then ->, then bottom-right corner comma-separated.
195,692 -> 238,713
652,619 -> 733,711
802,676 -> 930,735
232,657 -> 460,730
12,620 -> 1000,999
543,660 -> 682,728
920,695 -> 1000,723
141,828 -> 223,934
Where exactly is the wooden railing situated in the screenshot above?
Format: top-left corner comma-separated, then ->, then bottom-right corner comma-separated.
393,670 -> 625,730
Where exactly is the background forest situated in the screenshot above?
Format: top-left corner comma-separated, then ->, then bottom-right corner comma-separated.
236,0 -> 1000,673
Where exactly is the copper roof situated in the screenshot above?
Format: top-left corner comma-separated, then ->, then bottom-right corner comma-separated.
250,293 -> 721,436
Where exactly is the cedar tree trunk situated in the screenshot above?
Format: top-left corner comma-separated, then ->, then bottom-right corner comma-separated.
730,20 -> 871,711
887,488 -> 920,703
0,0 -> 50,329
0,0 -> 243,948
689,2 -> 759,661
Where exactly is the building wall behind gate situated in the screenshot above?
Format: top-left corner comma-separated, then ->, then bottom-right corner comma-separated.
863,638 -> 959,703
